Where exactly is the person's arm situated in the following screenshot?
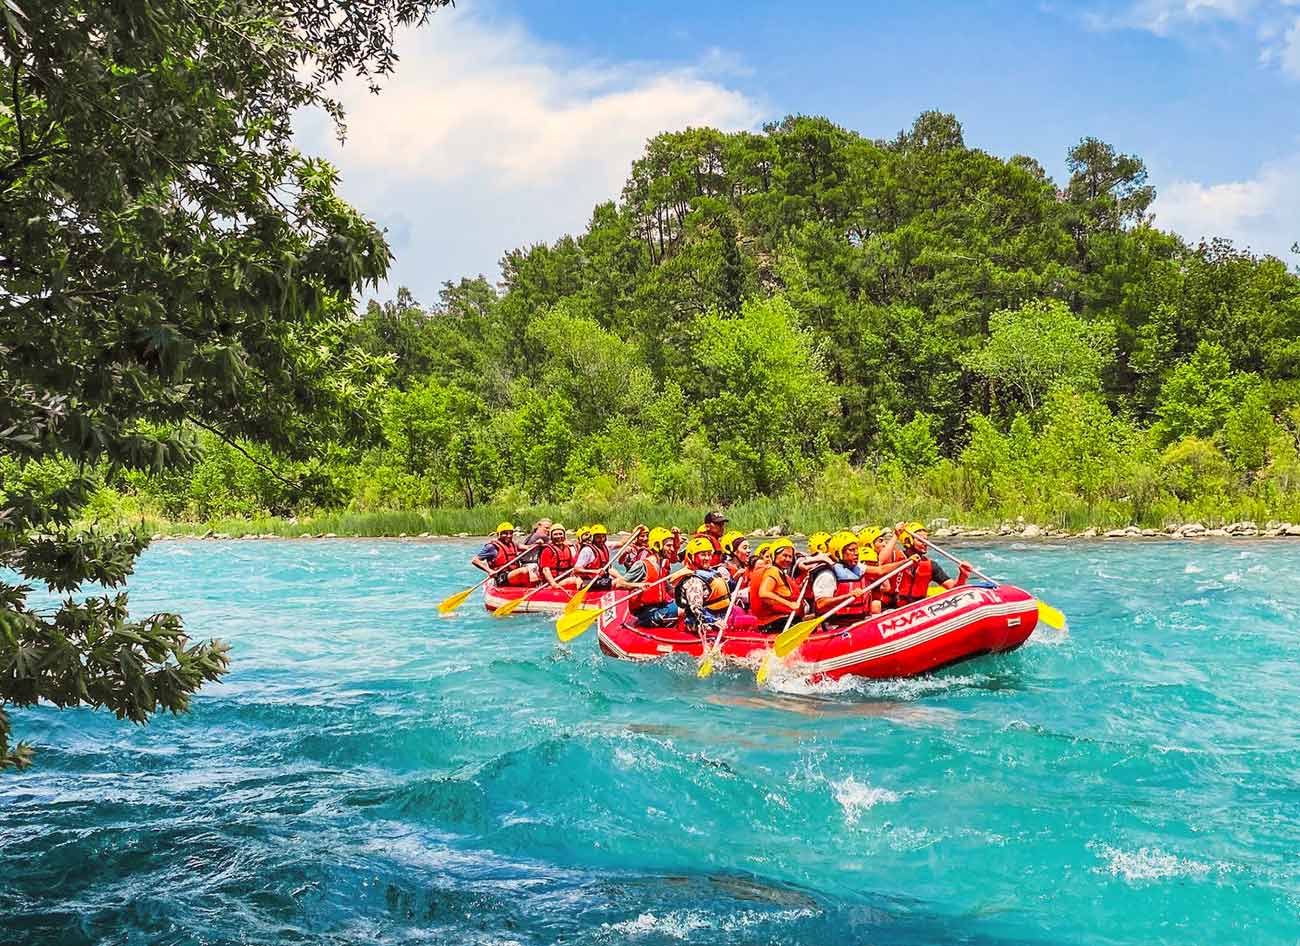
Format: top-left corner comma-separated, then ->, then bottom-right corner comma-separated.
758,572 -> 799,613
811,570 -> 844,612
573,546 -> 597,579
470,542 -> 497,574
610,558 -> 647,591
680,576 -> 713,625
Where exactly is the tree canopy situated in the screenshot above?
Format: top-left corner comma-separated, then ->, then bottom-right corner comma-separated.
0,0 -> 451,768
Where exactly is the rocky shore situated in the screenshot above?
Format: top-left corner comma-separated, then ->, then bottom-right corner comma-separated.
153,518 -> 1300,542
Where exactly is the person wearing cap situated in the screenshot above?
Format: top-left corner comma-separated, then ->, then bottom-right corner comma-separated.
537,523 -> 580,592
748,538 -> 805,633
811,530 -> 875,620
693,511 -> 729,559
471,522 -> 537,586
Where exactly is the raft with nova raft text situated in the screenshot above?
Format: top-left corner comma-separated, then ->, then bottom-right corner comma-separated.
595,583 -> 1039,679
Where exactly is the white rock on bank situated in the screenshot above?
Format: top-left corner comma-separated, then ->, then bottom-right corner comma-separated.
1285,524 -> 1300,537
1021,524 -> 1042,538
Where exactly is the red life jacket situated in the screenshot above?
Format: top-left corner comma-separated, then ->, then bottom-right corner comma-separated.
486,537 -> 518,569
895,558 -> 933,605
749,565 -> 798,627
538,542 -> 574,574
576,541 -> 610,576
830,575 -> 868,620
631,556 -> 671,609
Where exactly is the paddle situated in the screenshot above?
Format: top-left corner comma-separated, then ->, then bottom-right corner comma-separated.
697,572 -> 745,679
756,559 -> 916,683
900,527 -> 1067,631
554,569 -> 685,643
755,568 -> 817,685
563,535 -> 637,615
492,567 -> 576,617
437,541 -> 539,615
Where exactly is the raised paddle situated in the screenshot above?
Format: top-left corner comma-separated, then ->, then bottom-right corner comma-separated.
437,541 -> 539,615
900,527 -> 1067,631
755,559 -> 916,683
562,536 -> 637,615
697,571 -> 747,679
492,567 -> 577,617
554,569 -> 685,643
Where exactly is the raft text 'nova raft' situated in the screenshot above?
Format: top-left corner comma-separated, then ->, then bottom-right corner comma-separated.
596,583 -> 1039,679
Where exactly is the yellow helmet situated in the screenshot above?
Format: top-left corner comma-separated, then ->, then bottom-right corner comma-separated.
828,530 -> 859,561
753,541 -> 772,560
768,537 -> 794,557
495,521 -> 515,534
858,526 -> 884,547
899,521 -> 926,549
647,527 -> 671,551
550,523 -> 566,535
588,523 -> 607,536
720,530 -> 744,554
684,536 -> 715,558
808,531 -> 832,554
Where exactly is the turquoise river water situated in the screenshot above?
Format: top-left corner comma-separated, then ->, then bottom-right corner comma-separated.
2,538 -> 1299,945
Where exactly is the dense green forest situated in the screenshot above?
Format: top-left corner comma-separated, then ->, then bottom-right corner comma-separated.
90,113 -> 1300,531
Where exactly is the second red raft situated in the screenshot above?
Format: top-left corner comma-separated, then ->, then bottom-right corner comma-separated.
595,584 -> 1039,679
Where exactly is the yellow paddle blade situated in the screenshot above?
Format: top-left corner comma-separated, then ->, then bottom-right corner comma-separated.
492,595 -> 525,617
555,606 -> 603,642
437,587 -> 473,615
697,653 -> 716,678
755,652 -> 774,685
1037,599 -> 1067,631
773,616 -> 825,659
563,587 -> 588,615
926,583 -> 945,597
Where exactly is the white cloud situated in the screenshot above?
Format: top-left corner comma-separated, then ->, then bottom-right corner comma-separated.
295,10 -> 764,302
1154,154 -> 1300,261
1280,15 -> 1300,74
1086,0 -> 1256,33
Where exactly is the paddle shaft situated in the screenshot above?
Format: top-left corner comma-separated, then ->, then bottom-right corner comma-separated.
899,529 -> 989,585
810,558 -> 916,623
514,567 -> 577,604
470,540 -> 541,590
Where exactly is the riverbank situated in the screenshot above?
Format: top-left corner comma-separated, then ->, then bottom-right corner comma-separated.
138,512 -> 1300,541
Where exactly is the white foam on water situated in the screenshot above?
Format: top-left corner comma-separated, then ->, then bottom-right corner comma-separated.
1091,843 -> 1233,883
601,908 -> 817,941
1184,563 -> 1203,574
1223,571 -> 1243,583
832,775 -> 900,825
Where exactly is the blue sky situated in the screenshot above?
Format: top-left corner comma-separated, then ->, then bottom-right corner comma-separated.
297,0 -> 1300,302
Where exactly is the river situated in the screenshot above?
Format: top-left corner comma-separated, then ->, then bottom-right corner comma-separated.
2,538 -> 1297,944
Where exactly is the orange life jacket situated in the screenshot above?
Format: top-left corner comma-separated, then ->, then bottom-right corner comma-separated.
750,565 -> 798,627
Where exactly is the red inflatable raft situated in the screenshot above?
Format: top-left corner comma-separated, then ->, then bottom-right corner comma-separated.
482,582 -> 575,614
595,584 -> 1039,679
